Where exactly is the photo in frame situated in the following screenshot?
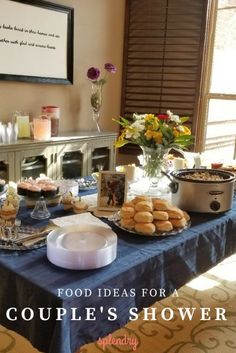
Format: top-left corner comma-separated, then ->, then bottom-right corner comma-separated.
97,171 -> 127,211
0,0 -> 74,84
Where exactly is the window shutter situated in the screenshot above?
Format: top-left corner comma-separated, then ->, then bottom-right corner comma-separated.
120,0 -> 209,153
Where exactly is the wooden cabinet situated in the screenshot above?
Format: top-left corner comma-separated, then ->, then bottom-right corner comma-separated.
0,132 -> 117,182
55,141 -> 87,179
89,137 -> 116,174
0,151 -> 15,181
15,146 -> 55,181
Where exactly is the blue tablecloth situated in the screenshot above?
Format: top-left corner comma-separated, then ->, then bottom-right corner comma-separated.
0,196 -> 236,353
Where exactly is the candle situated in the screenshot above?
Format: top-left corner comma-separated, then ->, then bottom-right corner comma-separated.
16,115 -> 30,138
173,157 -> 186,170
33,116 -> 51,141
126,165 -> 136,182
41,106 -> 60,137
211,162 -> 223,169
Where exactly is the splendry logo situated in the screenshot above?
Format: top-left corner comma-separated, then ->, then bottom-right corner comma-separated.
97,334 -> 138,351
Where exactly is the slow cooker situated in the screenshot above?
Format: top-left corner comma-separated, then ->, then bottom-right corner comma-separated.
169,169 -> 235,213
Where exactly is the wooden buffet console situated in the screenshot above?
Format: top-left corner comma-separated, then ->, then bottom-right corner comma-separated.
0,131 -> 117,182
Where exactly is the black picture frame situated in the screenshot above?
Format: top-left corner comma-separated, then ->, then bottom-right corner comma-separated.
0,0 -> 74,84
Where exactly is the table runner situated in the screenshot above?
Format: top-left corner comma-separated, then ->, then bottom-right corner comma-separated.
0,197 -> 236,353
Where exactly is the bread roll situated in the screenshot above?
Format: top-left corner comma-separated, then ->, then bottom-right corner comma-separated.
132,195 -> 152,204
120,206 -> 135,219
154,220 -> 173,232
134,222 -> 155,235
134,211 -> 153,223
153,211 -> 169,221
119,195 -> 190,236
152,197 -> 162,204
120,218 -> 135,230
182,210 -> 190,221
122,201 -> 135,208
73,200 -> 88,213
167,207 -> 184,219
170,218 -> 187,228
135,201 -> 153,212
153,199 -> 171,211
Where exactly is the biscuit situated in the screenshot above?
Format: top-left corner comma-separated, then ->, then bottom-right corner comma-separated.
154,220 -> 173,232
134,222 -> 155,235
182,210 -> 190,221
170,217 -> 187,228
167,207 -> 184,219
153,211 -> 169,221
134,211 -> 153,223
152,197 -> 162,203
153,199 -> 171,211
73,200 -> 88,213
120,206 -> 135,219
135,201 -> 153,212
132,195 -> 152,204
122,201 -> 135,208
120,218 -> 135,230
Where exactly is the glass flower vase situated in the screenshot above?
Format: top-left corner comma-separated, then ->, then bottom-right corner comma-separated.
141,145 -> 170,196
90,82 -> 103,132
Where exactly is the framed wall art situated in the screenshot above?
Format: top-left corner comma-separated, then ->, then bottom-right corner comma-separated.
0,0 -> 74,84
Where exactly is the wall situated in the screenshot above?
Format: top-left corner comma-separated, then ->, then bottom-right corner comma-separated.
0,0 -> 125,135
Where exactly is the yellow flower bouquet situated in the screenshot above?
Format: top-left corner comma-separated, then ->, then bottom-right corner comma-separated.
114,111 -> 194,182
114,110 -> 194,150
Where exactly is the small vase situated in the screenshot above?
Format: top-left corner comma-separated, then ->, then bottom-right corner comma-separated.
141,145 -> 170,196
90,82 -> 103,132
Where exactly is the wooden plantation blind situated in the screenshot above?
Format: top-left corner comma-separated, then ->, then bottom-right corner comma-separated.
120,0 -> 209,153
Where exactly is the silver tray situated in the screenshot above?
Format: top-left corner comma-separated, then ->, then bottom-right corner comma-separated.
79,185 -> 97,191
77,178 -> 97,190
0,185 -> 7,197
109,213 -> 190,238
0,239 -> 46,251
0,226 -> 47,251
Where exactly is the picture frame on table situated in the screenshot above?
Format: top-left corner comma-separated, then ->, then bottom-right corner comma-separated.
0,0 -> 74,84
97,171 -> 127,211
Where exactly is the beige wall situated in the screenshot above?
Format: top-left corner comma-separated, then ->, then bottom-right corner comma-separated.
0,0 -> 125,135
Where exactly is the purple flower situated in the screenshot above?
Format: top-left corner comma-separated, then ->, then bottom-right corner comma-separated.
104,63 -> 117,74
87,67 -> 100,81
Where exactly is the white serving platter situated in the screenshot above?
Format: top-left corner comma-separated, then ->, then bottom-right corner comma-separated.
47,224 -> 117,270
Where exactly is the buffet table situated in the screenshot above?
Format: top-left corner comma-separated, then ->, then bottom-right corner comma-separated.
0,195 -> 236,353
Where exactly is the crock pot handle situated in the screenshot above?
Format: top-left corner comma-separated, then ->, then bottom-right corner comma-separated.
169,181 -> 179,193
161,171 -> 179,193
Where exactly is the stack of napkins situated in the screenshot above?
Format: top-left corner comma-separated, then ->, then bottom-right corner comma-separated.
51,212 -> 110,229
